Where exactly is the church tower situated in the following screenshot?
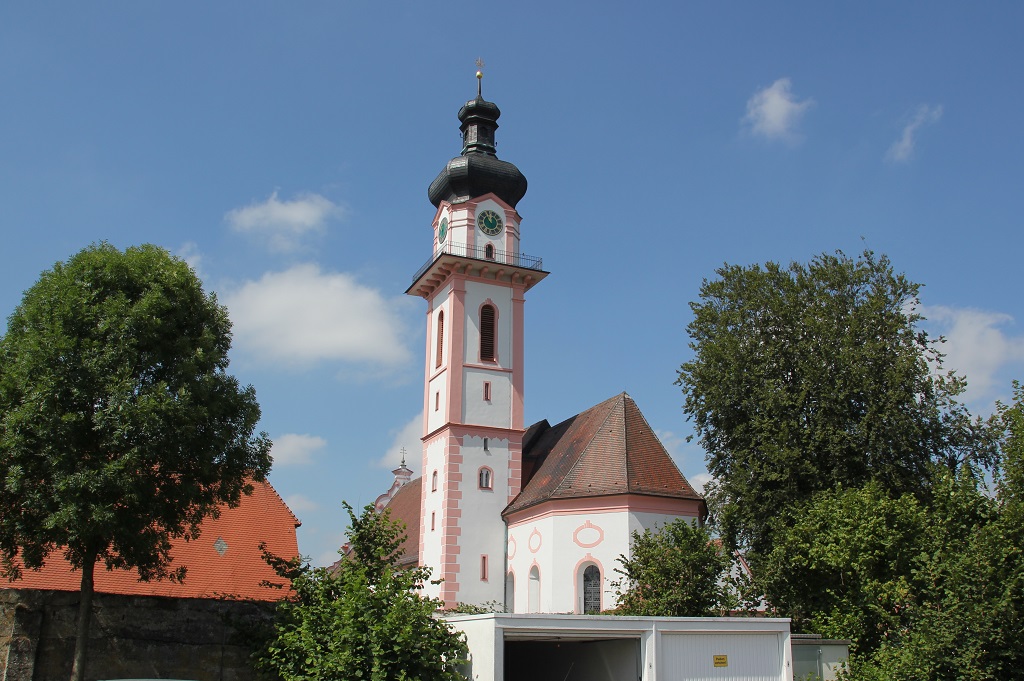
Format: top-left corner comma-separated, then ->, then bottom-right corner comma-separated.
407,72 -> 546,606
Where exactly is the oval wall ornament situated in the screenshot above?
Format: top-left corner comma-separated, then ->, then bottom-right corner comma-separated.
572,520 -> 605,549
528,528 -> 543,553
507,535 -> 517,560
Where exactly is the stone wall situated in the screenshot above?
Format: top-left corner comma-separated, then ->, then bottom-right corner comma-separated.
0,589 -> 275,681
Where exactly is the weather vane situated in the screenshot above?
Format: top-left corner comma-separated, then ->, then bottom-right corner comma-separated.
475,58 -> 485,96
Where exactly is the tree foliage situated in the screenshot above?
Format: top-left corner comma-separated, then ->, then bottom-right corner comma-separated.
759,398 -> 1024,680
847,383 -> 1024,681
0,243 -> 272,680
257,502 -> 468,681
613,519 -> 733,617
677,249 -> 997,559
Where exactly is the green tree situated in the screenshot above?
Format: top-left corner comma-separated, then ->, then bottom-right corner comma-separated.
676,250 -> 996,560
758,482 -> 930,652
0,243 -> 272,681
257,502 -> 468,680
613,518 -> 731,617
849,383 -> 1024,681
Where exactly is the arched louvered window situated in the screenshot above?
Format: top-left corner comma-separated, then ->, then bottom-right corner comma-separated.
485,243 -> 495,260
480,304 -> 496,361
435,311 -> 444,368
479,467 -> 493,489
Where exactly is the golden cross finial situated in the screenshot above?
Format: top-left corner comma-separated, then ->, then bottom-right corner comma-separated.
475,58 -> 485,96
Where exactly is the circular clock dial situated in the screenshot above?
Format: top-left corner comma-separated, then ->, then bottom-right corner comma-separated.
438,217 -> 448,243
477,209 -> 503,236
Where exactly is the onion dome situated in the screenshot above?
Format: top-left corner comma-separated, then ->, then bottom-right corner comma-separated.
428,73 -> 528,209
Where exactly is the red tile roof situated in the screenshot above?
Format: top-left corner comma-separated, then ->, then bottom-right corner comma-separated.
3,480 -> 300,602
505,393 -> 704,516
381,477 -> 422,568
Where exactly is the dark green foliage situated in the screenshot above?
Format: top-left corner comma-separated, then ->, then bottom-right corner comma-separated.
257,502 -> 468,681
613,519 -> 731,617
677,250 -> 996,560
846,383 -> 1024,680
0,243 -> 272,679
760,398 -> 1024,680
759,482 -> 930,652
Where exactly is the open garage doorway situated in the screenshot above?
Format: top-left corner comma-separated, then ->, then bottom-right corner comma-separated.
504,638 -> 641,681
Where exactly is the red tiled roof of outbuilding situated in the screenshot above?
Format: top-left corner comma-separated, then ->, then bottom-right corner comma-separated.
504,393 -> 703,517
4,480 -> 300,602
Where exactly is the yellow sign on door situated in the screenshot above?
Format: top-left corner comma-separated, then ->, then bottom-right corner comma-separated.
713,654 -> 728,667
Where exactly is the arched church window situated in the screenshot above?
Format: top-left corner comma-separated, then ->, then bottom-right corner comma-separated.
528,566 -> 541,613
436,311 -> 444,368
583,565 -> 601,614
480,304 -> 496,361
431,471 -> 438,492
485,243 -> 495,260
479,467 -> 493,489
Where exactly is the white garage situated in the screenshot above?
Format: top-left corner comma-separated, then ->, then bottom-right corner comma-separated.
446,614 -> 794,681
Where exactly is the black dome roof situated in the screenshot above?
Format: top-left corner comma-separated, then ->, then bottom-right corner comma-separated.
428,93 -> 527,209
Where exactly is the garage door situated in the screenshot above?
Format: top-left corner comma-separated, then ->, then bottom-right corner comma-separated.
661,633 -> 782,681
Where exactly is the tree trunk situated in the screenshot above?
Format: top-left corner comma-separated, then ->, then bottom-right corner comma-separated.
70,553 -> 96,681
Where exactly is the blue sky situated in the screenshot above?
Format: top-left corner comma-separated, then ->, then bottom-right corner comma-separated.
2,2 -> 1022,566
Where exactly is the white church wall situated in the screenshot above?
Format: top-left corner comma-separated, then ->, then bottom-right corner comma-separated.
454,434 -> 513,607
630,510 -> 700,536
463,366 -> 512,427
505,497 -> 706,614
425,286 -> 452,436
506,507 -> 633,614
420,434 -> 448,600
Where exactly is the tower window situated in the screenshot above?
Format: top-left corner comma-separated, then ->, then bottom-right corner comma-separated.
431,512 -> 436,531
479,467 -> 493,489
436,310 -> 444,368
435,391 -> 440,411
483,437 -> 489,451
483,381 -> 491,401
480,304 -> 496,361
485,243 -> 495,260
432,471 -> 438,492
481,555 -> 489,581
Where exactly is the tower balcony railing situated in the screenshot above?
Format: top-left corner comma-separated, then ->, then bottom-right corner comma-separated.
412,242 -> 544,283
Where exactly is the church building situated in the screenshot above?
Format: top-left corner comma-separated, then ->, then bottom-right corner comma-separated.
376,73 -> 706,614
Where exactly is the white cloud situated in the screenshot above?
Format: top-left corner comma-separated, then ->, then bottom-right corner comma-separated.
225,190 -> 344,252
742,78 -> 814,142
886,104 -> 943,163
921,305 -> 1024,406
272,433 -> 327,467
689,472 -> 714,496
376,414 -> 423,469
176,241 -> 204,276
222,264 -> 413,369
656,428 -> 711,493
284,493 -> 319,514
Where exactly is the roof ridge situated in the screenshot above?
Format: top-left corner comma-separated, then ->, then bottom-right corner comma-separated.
263,479 -> 302,528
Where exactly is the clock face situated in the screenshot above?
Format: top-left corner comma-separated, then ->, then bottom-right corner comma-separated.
438,217 -> 448,243
477,209 -> 503,236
